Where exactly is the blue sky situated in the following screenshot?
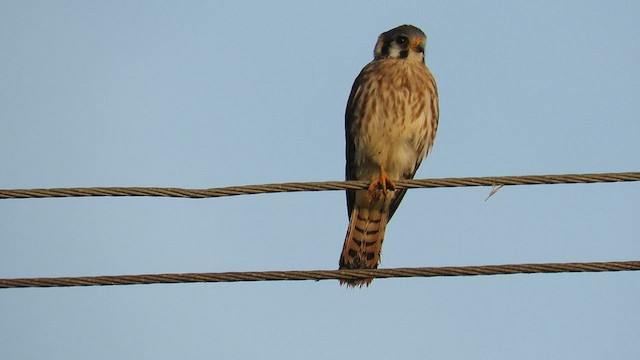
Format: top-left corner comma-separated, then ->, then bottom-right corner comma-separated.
1,1 -> 639,359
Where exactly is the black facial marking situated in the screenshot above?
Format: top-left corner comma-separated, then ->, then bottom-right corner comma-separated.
399,50 -> 409,58
380,40 -> 392,57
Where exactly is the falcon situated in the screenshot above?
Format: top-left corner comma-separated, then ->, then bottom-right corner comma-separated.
339,24 -> 439,287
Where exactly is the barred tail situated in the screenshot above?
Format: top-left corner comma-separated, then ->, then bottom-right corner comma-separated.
339,203 -> 389,287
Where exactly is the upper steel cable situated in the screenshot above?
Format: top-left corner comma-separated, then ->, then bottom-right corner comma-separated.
1,171 -> 638,200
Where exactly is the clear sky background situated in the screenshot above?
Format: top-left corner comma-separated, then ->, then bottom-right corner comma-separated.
1,1 -> 639,359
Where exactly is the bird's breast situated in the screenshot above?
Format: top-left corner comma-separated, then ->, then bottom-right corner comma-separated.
351,60 -> 436,180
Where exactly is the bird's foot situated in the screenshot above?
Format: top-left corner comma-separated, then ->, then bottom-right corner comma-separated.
368,167 -> 396,201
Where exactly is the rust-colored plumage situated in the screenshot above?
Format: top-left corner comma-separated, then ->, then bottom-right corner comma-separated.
339,25 -> 439,287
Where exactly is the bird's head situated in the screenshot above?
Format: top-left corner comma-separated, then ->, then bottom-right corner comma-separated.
373,24 -> 427,62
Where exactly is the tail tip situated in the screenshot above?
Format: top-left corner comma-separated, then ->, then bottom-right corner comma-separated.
338,277 -> 373,288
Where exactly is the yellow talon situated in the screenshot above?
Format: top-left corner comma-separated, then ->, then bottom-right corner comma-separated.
368,166 -> 396,197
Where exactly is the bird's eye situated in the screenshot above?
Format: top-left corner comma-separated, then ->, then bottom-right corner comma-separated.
395,35 -> 409,46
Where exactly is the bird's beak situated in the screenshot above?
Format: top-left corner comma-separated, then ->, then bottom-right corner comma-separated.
411,38 -> 425,53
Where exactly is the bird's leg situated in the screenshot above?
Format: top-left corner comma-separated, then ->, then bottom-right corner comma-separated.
368,165 -> 396,199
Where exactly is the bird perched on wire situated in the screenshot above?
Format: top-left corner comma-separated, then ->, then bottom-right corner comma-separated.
339,24 -> 439,287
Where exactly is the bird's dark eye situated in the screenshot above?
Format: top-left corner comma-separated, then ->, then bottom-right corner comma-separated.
395,35 -> 409,46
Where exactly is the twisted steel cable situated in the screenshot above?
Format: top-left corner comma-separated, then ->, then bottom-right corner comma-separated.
1,261 -> 639,289
1,171 -> 638,200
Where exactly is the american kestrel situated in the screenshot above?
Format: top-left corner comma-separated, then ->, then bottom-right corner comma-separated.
339,24 -> 439,287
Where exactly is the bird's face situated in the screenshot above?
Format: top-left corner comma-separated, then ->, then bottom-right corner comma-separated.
373,25 -> 427,63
